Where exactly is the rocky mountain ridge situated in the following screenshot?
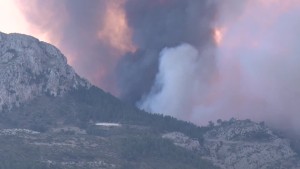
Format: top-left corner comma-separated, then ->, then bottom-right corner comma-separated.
0,32 -> 90,111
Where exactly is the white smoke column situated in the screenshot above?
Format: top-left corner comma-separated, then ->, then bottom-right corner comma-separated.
138,44 -> 214,121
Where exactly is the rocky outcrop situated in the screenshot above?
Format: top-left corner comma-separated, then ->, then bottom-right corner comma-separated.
204,119 -> 300,169
162,132 -> 201,151
0,32 -> 90,110
163,119 -> 300,169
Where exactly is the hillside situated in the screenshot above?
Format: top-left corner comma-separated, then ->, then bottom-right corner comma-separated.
0,32 -> 299,169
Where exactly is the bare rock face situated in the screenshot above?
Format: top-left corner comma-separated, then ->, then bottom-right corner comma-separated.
0,32 -> 90,111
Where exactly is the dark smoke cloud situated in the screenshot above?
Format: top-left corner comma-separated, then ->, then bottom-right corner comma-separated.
118,0 -> 217,103
17,0 -> 217,103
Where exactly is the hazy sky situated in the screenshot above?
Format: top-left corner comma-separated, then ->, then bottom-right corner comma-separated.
1,0 -> 300,131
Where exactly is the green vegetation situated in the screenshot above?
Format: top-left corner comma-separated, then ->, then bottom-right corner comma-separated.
0,87 -> 217,169
1,86 -> 209,140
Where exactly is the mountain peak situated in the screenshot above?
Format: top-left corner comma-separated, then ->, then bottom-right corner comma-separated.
0,32 -> 90,110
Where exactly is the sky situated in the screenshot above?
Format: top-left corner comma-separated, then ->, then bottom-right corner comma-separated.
0,1 -> 28,34
1,0 -> 300,131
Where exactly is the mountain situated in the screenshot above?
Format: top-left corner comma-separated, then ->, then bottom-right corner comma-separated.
0,32 -> 299,169
0,32 -> 89,111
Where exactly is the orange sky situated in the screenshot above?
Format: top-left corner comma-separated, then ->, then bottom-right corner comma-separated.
0,0 -> 50,42
98,0 -> 136,56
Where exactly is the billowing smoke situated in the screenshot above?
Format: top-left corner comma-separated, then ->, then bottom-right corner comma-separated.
138,44 -> 216,121
117,0 -> 216,102
139,0 -> 300,131
11,0 -> 300,130
16,0 -> 216,99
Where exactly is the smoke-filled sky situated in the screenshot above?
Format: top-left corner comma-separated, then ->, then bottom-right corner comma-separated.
1,0 -> 300,130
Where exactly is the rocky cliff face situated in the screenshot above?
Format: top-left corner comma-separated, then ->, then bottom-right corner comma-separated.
0,32 -> 90,111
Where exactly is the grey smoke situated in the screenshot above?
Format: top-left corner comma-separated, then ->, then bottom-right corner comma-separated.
138,43 -> 215,122
139,0 -> 300,130
16,0 -> 300,132
213,0 -> 300,130
117,0 -> 217,103
17,0 -> 217,101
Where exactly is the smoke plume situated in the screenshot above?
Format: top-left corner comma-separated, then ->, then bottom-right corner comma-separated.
117,0 -> 216,102
139,0 -> 300,130
138,44 -> 216,121
16,0 -> 216,99
10,0 -> 300,131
